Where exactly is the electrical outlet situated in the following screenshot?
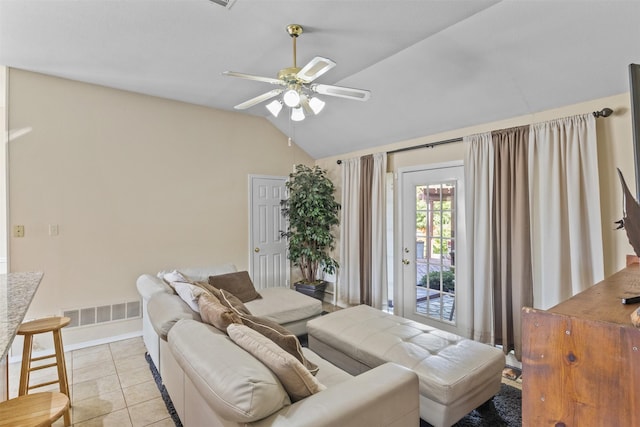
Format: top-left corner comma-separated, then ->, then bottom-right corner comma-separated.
13,225 -> 24,238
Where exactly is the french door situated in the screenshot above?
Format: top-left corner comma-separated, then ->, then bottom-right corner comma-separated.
398,162 -> 469,336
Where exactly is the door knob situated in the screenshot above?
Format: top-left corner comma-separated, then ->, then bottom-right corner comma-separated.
254,247 -> 260,253
402,259 -> 410,265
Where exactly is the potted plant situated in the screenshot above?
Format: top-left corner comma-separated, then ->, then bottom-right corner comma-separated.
281,164 -> 341,300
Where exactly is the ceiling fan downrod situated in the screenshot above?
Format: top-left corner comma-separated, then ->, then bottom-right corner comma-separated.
287,24 -> 303,69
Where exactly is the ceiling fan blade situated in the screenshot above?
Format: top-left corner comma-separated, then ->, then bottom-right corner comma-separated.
311,84 -> 371,101
223,71 -> 284,86
296,57 -> 336,83
234,89 -> 283,110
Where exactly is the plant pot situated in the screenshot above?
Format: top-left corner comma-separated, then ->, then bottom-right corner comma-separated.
294,281 -> 327,301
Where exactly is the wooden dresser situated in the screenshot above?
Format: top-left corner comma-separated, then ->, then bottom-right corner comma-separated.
522,264 -> 640,426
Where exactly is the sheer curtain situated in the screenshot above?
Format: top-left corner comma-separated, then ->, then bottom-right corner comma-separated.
339,158 -> 361,305
465,113 -> 602,358
465,132 -> 495,344
529,114 -> 604,309
338,153 -> 387,308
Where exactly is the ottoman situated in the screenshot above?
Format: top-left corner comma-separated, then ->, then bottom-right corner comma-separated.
307,305 -> 505,427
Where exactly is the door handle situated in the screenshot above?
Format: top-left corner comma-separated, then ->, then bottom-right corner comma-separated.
402,259 -> 410,265
254,247 -> 260,253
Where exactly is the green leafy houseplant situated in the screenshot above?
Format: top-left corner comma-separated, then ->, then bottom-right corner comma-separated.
281,164 -> 341,284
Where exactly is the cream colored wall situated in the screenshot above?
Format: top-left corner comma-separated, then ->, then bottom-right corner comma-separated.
316,93 -> 636,279
7,69 -> 313,348
0,66 -> 7,273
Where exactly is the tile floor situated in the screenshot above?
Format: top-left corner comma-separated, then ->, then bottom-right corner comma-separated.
8,336 -> 174,427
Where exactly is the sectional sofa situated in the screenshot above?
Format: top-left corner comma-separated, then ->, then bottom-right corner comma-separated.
136,264 -> 420,426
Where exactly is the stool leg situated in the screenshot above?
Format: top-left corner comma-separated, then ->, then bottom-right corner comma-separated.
18,334 -> 33,396
63,401 -> 71,426
52,329 -> 70,399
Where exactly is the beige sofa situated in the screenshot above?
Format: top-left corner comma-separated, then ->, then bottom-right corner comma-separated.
136,265 -> 420,426
136,264 -> 323,371
166,319 -> 419,426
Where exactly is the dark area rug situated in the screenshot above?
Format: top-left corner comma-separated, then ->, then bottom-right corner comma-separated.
145,352 -> 183,427
420,383 -> 522,427
147,339 -> 521,427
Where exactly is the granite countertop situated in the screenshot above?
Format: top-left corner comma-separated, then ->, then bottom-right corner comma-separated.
0,272 -> 44,360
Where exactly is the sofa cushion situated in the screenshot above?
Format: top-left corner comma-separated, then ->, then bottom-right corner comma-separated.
239,314 -> 318,375
147,293 -> 202,340
168,320 -> 290,422
208,271 -> 262,303
245,287 -> 322,324
228,324 -> 326,402
198,292 -> 243,331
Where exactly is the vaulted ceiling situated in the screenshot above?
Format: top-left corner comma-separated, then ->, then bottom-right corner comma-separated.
1,1 -> 639,158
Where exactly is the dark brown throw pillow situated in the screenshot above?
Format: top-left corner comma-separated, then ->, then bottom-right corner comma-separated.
194,282 -> 251,315
239,314 -> 319,375
208,271 -> 262,303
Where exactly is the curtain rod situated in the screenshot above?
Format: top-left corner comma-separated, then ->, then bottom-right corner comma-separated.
336,107 -> 613,164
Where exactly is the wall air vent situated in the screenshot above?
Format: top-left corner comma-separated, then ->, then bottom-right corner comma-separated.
63,300 -> 141,328
209,0 -> 237,9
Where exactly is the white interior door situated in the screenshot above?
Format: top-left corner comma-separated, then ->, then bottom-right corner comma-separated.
249,175 -> 288,289
398,162 -> 468,336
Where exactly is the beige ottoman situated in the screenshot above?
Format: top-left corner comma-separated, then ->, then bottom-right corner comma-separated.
307,305 -> 505,427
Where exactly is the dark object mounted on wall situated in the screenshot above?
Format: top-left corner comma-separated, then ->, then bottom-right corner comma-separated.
616,168 -> 640,257
629,64 -> 640,201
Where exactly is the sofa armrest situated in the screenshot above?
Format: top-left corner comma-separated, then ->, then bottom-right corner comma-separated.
137,273 -> 172,301
251,362 -> 419,427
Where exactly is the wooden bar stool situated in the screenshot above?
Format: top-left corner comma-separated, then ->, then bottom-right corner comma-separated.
0,392 -> 70,426
17,317 -> 71,399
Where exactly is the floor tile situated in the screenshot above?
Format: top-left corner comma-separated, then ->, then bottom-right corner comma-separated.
74,347 -> 113,370
110,337 -> 146,360
73,374 -> 122,402
118,365 -> 155,389
73,408 -> 134,427
128,396 -> 172,427
122,379 -> 161,406
114,353 -> 150,375
145,417 -> 176,427
72,344 -> 110,360
73,359 -> 117,384
8,336 -> 172,426
71,389 -> 127,424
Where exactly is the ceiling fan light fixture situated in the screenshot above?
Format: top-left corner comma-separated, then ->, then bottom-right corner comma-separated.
308,97 -> 326,115
283,89 -> 301,107
291,107 -> 305,122
266,99 -> 283,117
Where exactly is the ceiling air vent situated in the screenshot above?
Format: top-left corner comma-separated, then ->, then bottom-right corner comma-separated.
209,0 -> 237,9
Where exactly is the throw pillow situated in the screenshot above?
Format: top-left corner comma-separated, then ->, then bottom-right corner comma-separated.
198,292 -> 243,332
195,282 -> 251,316
239,314 -> 319,375
227,324 -> 326,402
208,271 -> 262,303
162,270 -> 192,285
173,282 -> 207,313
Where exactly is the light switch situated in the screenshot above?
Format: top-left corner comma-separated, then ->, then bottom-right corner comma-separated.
13,225 -> 24,238
49,224 -> 59,236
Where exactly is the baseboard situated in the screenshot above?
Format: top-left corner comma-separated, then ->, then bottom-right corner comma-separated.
8,330 -> 143,364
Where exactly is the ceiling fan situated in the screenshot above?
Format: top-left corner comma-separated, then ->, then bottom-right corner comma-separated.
223,24 -> 371,122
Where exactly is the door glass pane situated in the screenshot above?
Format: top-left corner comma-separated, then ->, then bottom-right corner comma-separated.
415,181 -> 456,323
